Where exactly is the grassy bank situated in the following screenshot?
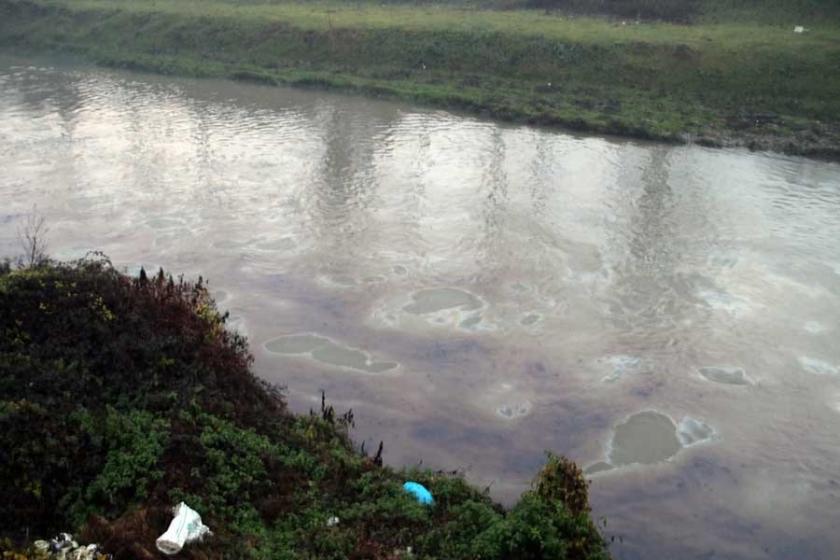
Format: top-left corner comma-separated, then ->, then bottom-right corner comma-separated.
0,258 -> 609,559
1,0 -> 839,157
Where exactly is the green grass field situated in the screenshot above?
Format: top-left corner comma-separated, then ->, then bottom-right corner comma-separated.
1,0 -> 839,155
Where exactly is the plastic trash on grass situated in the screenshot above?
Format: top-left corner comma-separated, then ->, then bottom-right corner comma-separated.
794,26 -> 805,33
156,502 -> 212,555
402,481 -> 434,505
32,534 -> 104,559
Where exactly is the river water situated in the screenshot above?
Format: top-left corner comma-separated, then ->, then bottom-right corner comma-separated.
2,56 -> 840,559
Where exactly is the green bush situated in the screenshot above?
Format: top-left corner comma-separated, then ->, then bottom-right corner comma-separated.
76,408 -> 169,522
0,259 -> 608,559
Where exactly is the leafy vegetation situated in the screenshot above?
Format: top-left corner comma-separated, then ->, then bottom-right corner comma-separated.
0,258 -> 609,559
525,0 -> 703,22
0,0 -> 838,157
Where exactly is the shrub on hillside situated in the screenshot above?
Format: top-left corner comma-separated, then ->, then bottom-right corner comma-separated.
0,259 -> 609,559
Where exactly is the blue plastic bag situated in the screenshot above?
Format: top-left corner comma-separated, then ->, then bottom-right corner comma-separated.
403,481 -> 434,505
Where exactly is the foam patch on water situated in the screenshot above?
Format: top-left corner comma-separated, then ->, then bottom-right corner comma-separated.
698,366 -> 752,386
496,401 -> 532,420
520,313 -> 541,326
594,410 -> 717,470
799,356 -> 838,376
510,282 -> 531,294
599,355 -> 642,383
803,321 -> 829,334
403,288 -> 483,315
266,334 -> 325,354
474,382 -> 534,421
459,314 -> 483,330
608,411 -> 682,466
373,287 -> 491,331
677,417 -> 716,447
707,253 -> 739,269
330,275 -> 357,286
697,289 -> 754,317
316,270 -> 388,289
264,333 -> 398,374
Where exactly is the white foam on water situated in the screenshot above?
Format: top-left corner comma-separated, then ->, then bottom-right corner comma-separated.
264,333 -> 399,374
317,274 -> 358,288
520,312 -> 541,327
799,356 -> 838,376
510,282 -> 530,293
496,401 -> 532,420
608,410 -> 682,466
595,411 -> 717,471
403,287 -> 483,315
599,354 -> 642,383
474,382 -> 534,421
698,366 -> 752,386
372,287 -> 492,331
677,417 -> 716,447
803,321 -> 828,334
459,314 -> 483,330
697,289 -> 754,318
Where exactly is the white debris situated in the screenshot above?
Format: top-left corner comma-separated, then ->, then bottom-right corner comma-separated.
794,26 -> 805,33
326,516 -> 340,527
156,502 -> 212,555
33,534 -> 102,560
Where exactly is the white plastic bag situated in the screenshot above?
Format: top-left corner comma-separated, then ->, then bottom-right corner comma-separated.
155,502 -> 211,555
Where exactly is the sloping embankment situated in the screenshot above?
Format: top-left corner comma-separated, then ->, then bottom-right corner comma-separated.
0,259 -> 609,558
1,0 -> 839,156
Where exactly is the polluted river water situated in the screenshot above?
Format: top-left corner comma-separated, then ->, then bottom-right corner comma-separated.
2,56 -> 840,559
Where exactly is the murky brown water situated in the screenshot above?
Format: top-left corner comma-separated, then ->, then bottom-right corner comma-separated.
2,55 -> 840,559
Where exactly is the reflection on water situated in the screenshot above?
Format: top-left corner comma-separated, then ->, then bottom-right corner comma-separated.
2,55 -> 840,559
